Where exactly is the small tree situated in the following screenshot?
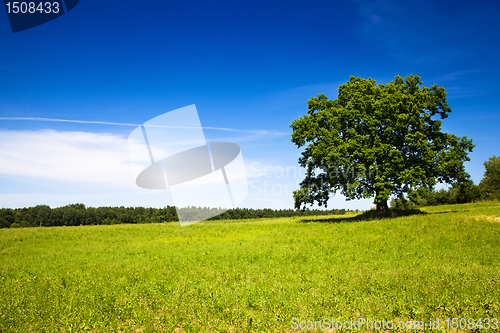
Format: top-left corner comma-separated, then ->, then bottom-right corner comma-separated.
290,75 -> 475,214
480,156 -> 500,200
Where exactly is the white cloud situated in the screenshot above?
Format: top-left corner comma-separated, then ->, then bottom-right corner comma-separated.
0,128 -> 280,189
0,129 -> 136,188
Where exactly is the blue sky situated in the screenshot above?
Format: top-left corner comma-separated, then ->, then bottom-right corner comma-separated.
0,0 -> 499,210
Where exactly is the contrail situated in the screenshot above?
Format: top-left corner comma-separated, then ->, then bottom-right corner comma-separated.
0,116 -> 283,134
0,116 -> 141,127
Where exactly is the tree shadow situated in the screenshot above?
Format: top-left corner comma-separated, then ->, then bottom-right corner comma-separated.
426,209 -> 468,214
298,208 -> 428,224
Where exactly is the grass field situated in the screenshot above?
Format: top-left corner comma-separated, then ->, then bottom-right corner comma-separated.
1,201 -> 499,332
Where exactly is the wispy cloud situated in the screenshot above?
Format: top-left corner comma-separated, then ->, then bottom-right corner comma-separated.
0,116 -> 285,134
0,174 -> 90,193
0,192 -> 173,209
429,69 -> 479,82
206,129 -> 288,144
0,128 -> 286,188
455,113 -> 500,121
0,129 -> 135,188
424,69 -> 486,98
0,116 -> 288,145
416,52 -> 444,64
0,116 -> 141,127
442,86 -> 488,99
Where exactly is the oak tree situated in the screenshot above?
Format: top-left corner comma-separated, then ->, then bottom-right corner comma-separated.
290,75 -> 474,214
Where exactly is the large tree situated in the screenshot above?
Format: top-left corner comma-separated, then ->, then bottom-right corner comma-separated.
290,75 -> 474,214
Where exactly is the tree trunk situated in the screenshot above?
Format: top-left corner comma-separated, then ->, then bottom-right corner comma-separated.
376,199 -> 389,214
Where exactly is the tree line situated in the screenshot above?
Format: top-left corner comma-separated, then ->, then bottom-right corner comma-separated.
391,156 -> 500,208
0,204 -> 352,229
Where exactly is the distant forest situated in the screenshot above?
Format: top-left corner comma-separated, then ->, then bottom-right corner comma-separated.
0,204 -> 353,229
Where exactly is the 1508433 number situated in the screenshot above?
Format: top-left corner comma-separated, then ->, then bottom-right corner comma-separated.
444,318 -> 498,330
5,2 -> 60,14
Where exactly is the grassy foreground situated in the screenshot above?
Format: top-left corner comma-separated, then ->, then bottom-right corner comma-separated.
0,202 -> 499,332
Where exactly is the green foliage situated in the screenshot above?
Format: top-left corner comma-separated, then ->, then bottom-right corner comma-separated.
1,201 -> 499,331
0,208 -> 14,229
290,75 -> 474,213
427,188 -> 455,206
391,180 -> 482,208
480,156 -> 500,200
451,180 -> 482,204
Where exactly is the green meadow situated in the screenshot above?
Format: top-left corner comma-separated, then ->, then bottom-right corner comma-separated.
1,201 -> 499,332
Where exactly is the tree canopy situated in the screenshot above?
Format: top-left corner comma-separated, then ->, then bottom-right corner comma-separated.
479,155 -> 500,200
290,74 -> 475,213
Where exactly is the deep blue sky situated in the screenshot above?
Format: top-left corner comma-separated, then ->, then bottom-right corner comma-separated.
1,0 -> 499,209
